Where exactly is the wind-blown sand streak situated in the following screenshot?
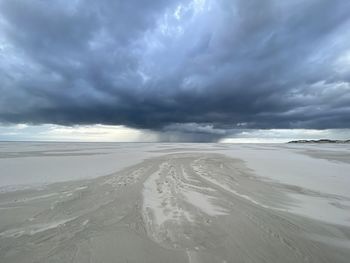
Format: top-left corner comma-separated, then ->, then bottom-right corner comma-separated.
0,152 -> 349,263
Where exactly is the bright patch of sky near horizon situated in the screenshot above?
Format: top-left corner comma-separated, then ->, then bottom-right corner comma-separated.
1,124 -> 349,143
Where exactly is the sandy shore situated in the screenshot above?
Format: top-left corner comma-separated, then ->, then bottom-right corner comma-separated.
0,146 -> 350,262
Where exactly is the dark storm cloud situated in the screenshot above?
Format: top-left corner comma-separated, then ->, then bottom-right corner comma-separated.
1,0 -> 350,140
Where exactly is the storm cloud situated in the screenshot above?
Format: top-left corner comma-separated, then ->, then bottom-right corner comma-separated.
1,0 -> 350,140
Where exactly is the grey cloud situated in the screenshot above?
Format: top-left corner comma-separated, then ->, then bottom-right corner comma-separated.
1,0 -> 350,141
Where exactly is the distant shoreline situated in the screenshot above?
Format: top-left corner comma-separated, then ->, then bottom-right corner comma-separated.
288,139 -> 350,144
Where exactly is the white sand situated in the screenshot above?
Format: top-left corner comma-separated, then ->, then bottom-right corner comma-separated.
0,142 -> 349,262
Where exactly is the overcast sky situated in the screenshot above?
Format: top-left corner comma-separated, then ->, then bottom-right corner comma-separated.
1,0 -> 350,142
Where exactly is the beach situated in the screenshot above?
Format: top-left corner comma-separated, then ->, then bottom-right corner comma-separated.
0,142 -> 349,262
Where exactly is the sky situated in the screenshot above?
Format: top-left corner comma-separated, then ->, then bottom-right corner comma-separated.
0,0 -> 350,142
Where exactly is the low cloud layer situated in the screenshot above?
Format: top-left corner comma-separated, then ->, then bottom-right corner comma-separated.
1,0 -> 350,141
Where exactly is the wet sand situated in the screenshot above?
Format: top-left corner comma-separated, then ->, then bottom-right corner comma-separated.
0,146 -> 350,262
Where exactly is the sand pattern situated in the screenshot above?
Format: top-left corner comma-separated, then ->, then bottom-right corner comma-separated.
0,153 -> 350,263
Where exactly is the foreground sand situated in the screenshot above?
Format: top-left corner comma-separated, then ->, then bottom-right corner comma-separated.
0,148 -> 350,262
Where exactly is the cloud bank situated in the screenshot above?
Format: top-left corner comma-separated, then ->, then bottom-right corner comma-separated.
1,0 -> 350,141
